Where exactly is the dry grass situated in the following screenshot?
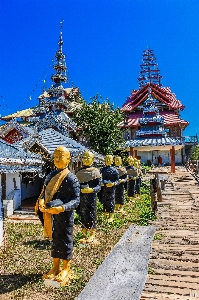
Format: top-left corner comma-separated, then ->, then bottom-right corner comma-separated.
0,186 -> 154,300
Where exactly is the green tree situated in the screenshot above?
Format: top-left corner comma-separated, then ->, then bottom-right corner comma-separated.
190,145 -> 199,160
73,95 -> 124,155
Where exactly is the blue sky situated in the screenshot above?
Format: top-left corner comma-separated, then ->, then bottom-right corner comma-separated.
0,0 -> 199,136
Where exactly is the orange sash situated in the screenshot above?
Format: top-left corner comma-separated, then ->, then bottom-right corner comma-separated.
43,168 -> 70,240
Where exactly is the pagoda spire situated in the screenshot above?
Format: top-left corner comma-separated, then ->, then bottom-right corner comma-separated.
51,21 -> 67,87
138,48 -> 162,88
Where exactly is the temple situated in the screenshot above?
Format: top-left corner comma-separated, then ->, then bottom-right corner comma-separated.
1,22 -> 82,142
121,48 -> 188,141
0,23 -> 103,214
125,93 -> 184,168
120,48 -> 189,164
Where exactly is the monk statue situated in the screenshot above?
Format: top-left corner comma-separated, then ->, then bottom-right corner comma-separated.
126,156 -> 139,199
114,156 -> 127,213
134,159 -> 142,196
100,154 -> 119,222
76,151 -> 101,244
35,146 -> 80,286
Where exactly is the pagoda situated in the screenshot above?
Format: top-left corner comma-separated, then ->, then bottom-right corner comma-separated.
120,48 -> 189,145
125,92 -> 183,169
1,22 -> 82,142
0,23 -> 104,214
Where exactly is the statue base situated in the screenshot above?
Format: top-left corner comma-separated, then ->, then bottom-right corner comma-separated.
44,278 -> 63,288
43,270 -> 77,287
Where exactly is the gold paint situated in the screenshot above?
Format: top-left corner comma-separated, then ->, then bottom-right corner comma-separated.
114,156 -> 122,166
105,154 -> 114,166
82,150 -> 94,167
54,146 -> 70,169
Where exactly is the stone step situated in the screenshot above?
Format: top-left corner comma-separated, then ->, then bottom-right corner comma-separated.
13,209 -> 35,215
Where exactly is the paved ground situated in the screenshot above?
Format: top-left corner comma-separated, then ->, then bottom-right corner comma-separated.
141,166 -> 199,299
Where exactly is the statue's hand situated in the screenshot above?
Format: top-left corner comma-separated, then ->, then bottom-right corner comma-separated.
46,206 -> 64,214
81,187 -> 94,194
106,182 -> 114,187
39,198 -> 46,212
101,183 -> 105,186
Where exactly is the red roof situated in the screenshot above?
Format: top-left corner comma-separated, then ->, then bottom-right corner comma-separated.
159,111 -> 188,127
119,110 -> 188,129
121,83 -> 185,112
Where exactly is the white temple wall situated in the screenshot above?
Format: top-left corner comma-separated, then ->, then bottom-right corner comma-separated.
137,149 -> 183,165
6,173 -> 21,210
6,173 -> 21,197
21,175 -> 43,200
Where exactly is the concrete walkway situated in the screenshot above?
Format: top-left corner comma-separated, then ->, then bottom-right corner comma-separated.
141,166 -> 199,299
77,225 -> 156,300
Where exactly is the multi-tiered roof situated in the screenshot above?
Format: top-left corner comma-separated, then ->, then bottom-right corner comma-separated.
0,24 -> 103,164
1,22 -> 82,127
125,93 -> 183,150
121,49 -> 188,131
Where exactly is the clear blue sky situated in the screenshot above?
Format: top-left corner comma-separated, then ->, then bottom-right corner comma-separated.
0,0 -> 199,136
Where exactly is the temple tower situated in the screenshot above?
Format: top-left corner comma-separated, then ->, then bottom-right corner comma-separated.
138,48 -> 162,88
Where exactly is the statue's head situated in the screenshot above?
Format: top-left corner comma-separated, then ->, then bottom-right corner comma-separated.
54,146 -> 70,169
127,156 -> 134,166
82,150 -> 94,167
114,156 -> 122,167
105,154 -> 114,166
137,159 -> 141,166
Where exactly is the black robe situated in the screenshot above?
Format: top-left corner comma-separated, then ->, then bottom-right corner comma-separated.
126,166 -> 138,197
44,170 -> 80,260
100,166 -> 119,213
115,167 -> 127,205
76,166 -> 102,229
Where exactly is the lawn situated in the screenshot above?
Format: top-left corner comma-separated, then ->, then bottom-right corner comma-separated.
0,184 -> 155,300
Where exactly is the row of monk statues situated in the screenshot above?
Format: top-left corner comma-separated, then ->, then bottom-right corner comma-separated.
35,146 -> 143,286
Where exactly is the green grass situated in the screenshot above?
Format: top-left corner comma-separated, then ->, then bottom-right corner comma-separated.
1,181 -> 155,300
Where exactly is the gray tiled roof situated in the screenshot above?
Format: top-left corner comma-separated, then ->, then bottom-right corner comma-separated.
15,128 -> 104,162
40,128 -> 86,155
125,137 -> 184,148
0,139 -> 43,173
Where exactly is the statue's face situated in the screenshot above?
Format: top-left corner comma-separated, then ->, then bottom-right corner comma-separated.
105,155 -> 113,166
128,157 -> 134,166
54,148 -> 70,169
82,151 -> 94,167
115,156 -> 122,167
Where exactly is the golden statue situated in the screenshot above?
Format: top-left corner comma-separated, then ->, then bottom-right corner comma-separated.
76,151 -> 101,244
35,146 -> 80,286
